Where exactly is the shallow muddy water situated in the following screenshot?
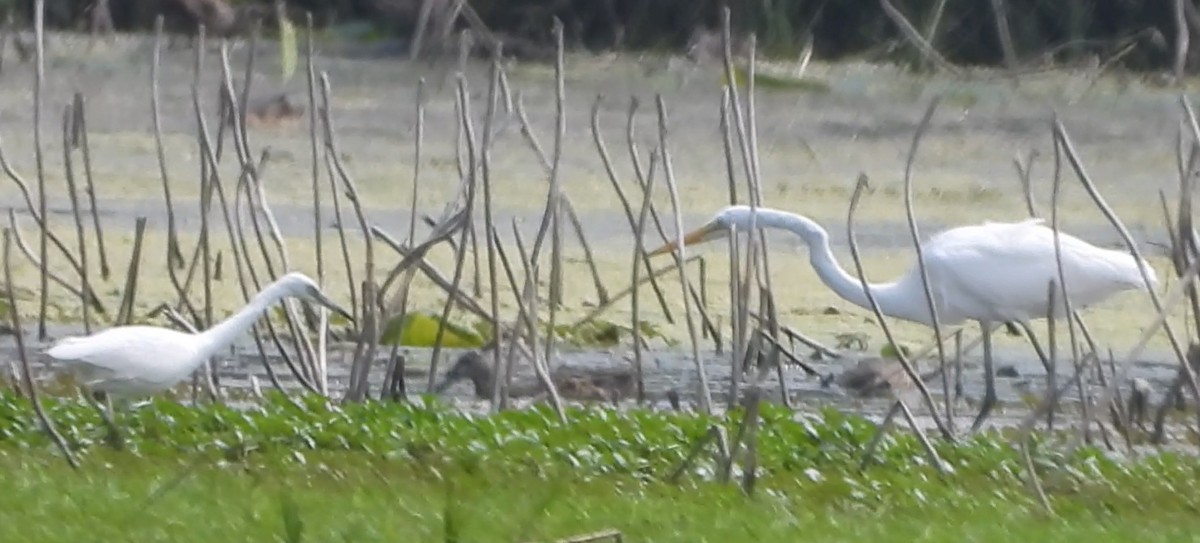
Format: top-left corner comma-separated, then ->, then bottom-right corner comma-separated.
1,322 -> 1187,434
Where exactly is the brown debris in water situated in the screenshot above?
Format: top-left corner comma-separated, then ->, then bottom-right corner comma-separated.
433,350 -> 634,404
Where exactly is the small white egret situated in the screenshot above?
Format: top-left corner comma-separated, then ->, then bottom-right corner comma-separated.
650,205 -> 1158,431
45,271 -> 351,399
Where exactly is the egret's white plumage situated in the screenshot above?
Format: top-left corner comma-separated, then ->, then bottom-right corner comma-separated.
651,205 -> 1158,430
45,272 -> 351,397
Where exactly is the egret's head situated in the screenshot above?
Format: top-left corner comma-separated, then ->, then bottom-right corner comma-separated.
279,272 -> 355,322
648,205 -> 752,257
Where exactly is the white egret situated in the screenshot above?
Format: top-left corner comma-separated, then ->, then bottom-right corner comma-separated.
45,272 -> 351,449
650,205 -> 1158,431
46,272 -> 351,397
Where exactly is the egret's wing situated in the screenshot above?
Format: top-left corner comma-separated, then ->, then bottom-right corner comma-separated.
922,221 -> 1145,322
45,326 -> 196,385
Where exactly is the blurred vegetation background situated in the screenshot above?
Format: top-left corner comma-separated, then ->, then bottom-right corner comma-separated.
0,0 -> 1191,72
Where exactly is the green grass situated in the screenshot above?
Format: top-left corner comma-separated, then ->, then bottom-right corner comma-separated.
1,393 -> 1199,541
5,450 -> 1198,542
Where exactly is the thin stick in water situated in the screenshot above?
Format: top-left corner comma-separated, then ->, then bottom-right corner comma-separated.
72,93 -> 109,279
116,218 -> 149,326
656,95 -> 712,414
33,0 -> 48,339
61,104 -> 90,333
3,229 -> 79,469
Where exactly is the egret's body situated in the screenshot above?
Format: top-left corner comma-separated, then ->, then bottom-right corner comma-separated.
49,326 -> 210,396
652,205 -> 1157,430
46,272 -> 351,398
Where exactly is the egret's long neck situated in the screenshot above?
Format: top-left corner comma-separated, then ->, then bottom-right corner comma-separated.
195,280 -> 291,362
748,209 -> 926,323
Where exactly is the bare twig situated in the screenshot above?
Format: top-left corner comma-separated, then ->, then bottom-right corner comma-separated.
7,211 -> 102,313
305,13 -> 330,394
33,0 -> 48,339
630,147 -> 658,404
591,96 -> 671,316
878,0 -> 962,76
1175,0 -> 1190,82
151,16 -> 185,271
847,174 -> 952,441
1049,126 -> 1089,444
657,95 -> 712,414
1054,118 -> 1199,436
988,0 -> 1019,70
423,76 -> 479,396
3,229 -> 79,469
667,425 -> 725,483
319,72 -> 378,401
72,92 -> 109,279
480,51 -> 504,409
116,218 -> 149,326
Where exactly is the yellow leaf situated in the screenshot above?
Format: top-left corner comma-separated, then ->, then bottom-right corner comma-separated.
380,312 -> 487,348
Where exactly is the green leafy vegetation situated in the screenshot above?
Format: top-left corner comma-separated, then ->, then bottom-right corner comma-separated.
0,392 -> 1198,541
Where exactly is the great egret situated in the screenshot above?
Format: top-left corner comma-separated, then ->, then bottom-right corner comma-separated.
650,205 -> 1158,431
46,271 -> 351,403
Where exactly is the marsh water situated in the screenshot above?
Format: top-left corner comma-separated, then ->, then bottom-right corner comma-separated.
0,321 -> 1186,433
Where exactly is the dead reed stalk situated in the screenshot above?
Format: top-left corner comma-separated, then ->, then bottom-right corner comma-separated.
72,92 -> 109,279
847,174 -> 952,443
150,17 -> 186,273
0,141 -> 87,278
7,211 -> 101,312
630,148 -> 659,404
656,95 -> 713,414
1071,252 -> 1200,454
304,15 -> 332,392
319,72 -> 379,401
590,96 -> 674,320
510,220 -> 568,423
1048,124 -> 1090,443
538,20 -> 567,370
33,0 -> 49,339
115,217 -> 149,326
899,97 -> 954,435
423,76 -> 479,397
479,49 -> 506,409
3,228 -> 79,469
1053,119 -> 1200,437
60,105 -> 91,333
189,49 -> 313,399
220,40 -> 319,382
193,28 -> 219,400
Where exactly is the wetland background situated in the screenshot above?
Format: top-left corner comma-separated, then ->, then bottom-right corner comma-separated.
0,0 -> 1196,434
0,3 -> 1199,540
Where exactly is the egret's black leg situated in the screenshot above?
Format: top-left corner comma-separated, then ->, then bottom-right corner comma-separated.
1016,321 -> 1051,372
971,323 -> 997,432
84,389 -> 124,450
953,330 -> 965,400
1003,322 -> 1022,336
